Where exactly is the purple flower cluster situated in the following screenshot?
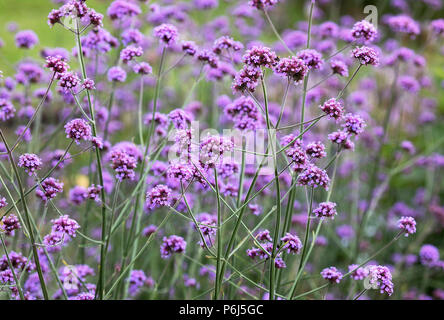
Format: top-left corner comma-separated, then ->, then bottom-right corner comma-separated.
367,265 -> 394,296
0,214 -> 21,236
321,267 -> 343,284
160,235 -> 187,259
18,153 -> 42,176
397,216 -> 416,237
351,20 -> 378,43
298,165 -> 330,190
320,98 -> 344,120
224,96 -> 261,131
120,45 -> 143,64
313,202 -> 337,220
419,244 -> 440,267
305,141 -> 327,159
0,99 -> 16,122
352,46 -> 379,66
281,233 -> 303,254
296,49 -> 324,70
348,264 -> 369,281
51,215 -> 80,238
64,118 -> 92,144
153,24 -> 179,47
15,30 -> 38,49
243,46 -> 278,69
109,149 -> 138,181
146,185 -> 172,210
387,15 -> 421,38
249,0 -> 279,10
36,177 -> 64,202
274,56 -> 308,84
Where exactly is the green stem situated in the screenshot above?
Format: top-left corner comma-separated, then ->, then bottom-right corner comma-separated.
214,167 -> 223,299
74,18 -> 107,300
261,76 -> 281,300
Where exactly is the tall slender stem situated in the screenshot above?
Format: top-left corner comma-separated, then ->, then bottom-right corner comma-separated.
261,76 -> 281,300
214,167 -> 223,299
74,18 -> 107,299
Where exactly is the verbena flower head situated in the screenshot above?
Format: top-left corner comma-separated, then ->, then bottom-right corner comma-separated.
58,72 -> 81,90
0,214 -> 21,236
298,164 -> 330,190
320,98 -> 344,120
15,30 -> 38,49
64,118 -> 92,144
15,126 -> 32,143
387,15 -> 420,38
249,0 -> 279,10
128,270 -> 147,296
342,113 -> 366,135
160,235 -> 186,259
352,46 -> 379,66
120,45 -> 143,64
313,202 -> 337,220
330,59 -> 349,77
167,163 -> 194,183
296,49 -> 324,70
82,78 -> 95,90
397,216 -> 416,237
169,109 -> 193,130
281,233 -> 303,254
274,56 -> 308,84
0,197 -> 7,209
243,46 -> 278,69
328,130 -> 354,150
107,66 -> 127,82
351,20 -> 378,43
122,28 -> 144,46
133,62 -> 153,75
45,55 -> 69,74
47,149 -> 72,169
224,96 -> 261,131
287,145 -> 308,172
18,153 -> 42,176
398,76 -> 420,93
107,0 -> 141,20
182,41 -> 198,56
87,184 -> 103,202
348,264 -> 369,281
153,24 -> 179,47
51,215 -> 80,238
431,19 -> 444,37
48,9 -> 62,27
196,49 -> 219,68
305,141 -> 327,159
321,266 -> 343,283
36,177 -> 64,202
69,186 -> 88,205
256,229 -> 272,242
199,135 -> 234,168
367,265 -> 394,296
419,244 -> 440,267
232,65 -> 262,93
109,150 -> 137,181
0,99 -> 16,121
146,185 -> 172,210
194,0 -> 219,10
213,36 -> 243,54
